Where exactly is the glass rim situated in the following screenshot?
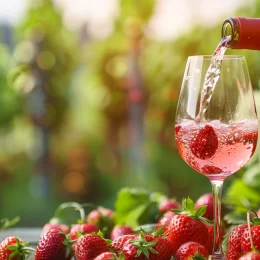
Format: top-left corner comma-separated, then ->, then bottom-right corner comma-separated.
188,55 -> 245,60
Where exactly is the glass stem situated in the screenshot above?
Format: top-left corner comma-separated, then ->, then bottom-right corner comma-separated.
211,180 -> 224,258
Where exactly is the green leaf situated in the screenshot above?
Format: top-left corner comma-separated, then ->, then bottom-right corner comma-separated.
97,230 -> 104,238
195,206 -> 207,218
172,209 -> 185,214
9,251 -> 18,260
243,164 -> 260,188
186,197 -> 195,212
223,180 -> 260,213
199,217 -> 214,226
149,247 -> 158,254
193,253 -> 207,260
115,188 -> 159,227
223,212 -> 246,225
142,248 -> 149,259
149,192 -> 166,203
152,226 -> 164,236
105,239 -> 112,245
6,245 -> 17,250
182,197 -> 195,213
119,252 -> 125,260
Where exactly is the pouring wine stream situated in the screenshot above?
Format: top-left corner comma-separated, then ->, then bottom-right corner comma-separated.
197,36 -> 232,121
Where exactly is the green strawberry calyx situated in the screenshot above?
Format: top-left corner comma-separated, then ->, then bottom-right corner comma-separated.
62,233 -> 78,258
152,226 -> 168,237
6,237 -> 35,260
173,197 -> 213,226
130,231 -> 158,259
192,252 -> 208,260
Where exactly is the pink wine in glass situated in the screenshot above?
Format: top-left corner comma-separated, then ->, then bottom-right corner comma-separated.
175,119 -> 258,181
176,53 -> 258,259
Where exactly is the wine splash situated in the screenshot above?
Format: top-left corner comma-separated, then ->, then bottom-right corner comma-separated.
197,36 -> 232,121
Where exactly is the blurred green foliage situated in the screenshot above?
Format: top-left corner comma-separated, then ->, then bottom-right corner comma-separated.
0,0 -> 259,226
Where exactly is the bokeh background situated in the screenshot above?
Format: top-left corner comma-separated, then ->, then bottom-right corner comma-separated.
0,0 -> 260,226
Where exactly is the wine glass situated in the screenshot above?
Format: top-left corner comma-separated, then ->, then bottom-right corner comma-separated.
175,55 -> 258,259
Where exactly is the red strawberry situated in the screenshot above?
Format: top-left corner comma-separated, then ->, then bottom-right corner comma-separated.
239,252 -> 260,259
159,199 -> 180,213
204,224 -> 214,254
201,165 -> 223,174
88,208 -> 114,224
0,237 -> 33,260
142,234 -> 173,260
156,211 -> 175,232
242,131 -> 258,157
74,234 -> 108,260
190,124 -> 218,160
175,125 -> 182,135
195,193 -> 214,220
175,241 -> 209,260
226,224 -> 248,260
110,234 -> 136,254
41,223 -> 70,236
35,229 -> 72,260
122,232 -> 173,260
121,241 -> 139,260
167,197 -> 210,254
110,225 -> 134,240
241,226 -> 260,253
70,223 -> 99,240
94,252 -> 118,260
87,208 -> 114,236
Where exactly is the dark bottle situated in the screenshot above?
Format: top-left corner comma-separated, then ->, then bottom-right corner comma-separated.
222,17 -> 260,50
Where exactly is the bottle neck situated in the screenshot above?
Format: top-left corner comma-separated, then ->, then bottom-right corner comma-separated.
222,17 -> 260,50
222,17 -> 239,48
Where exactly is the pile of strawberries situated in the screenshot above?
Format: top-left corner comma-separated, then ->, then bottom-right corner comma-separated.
0,193 -> 260,260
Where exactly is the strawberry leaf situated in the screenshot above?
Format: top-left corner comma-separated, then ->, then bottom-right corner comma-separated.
143,248 -> 149,258
65,246 -> 71,259
149,247 -> 159,254
105,239 -> 112,245
182,197 -> 195,214
172,209 -> 187,215
137,249 -> 143,257
115,188 -> 165,227
193,253 -> 207,260
223,212 -> 246,225
130,232 -> 158,258
97,230 -> 105,237
119,252 -> 125,260
199,217 -> 214,226
186,197 -> 195,213
253,218 -> 260,225
6,245 -> 17,250
9,251 -> 19,260
195,206 -> 207,218
152,226 -> 164,236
